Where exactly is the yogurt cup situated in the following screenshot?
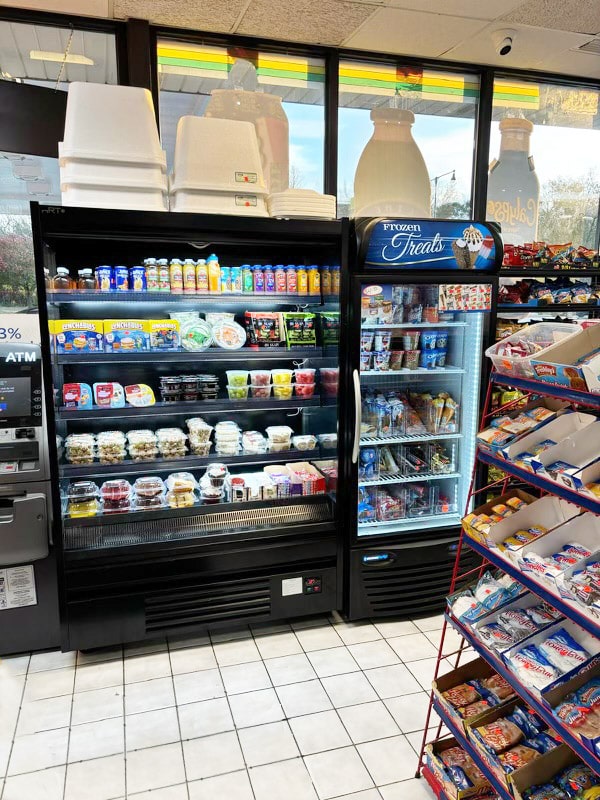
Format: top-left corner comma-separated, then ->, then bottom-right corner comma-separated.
374,330 -> 392,351
360,352 -> 372,372
360,331 -> 374,352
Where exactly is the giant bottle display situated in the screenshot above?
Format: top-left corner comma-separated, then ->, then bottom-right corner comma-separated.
353,108 -> 431,218
205,60 -> 290,194
487,117 -> 540,246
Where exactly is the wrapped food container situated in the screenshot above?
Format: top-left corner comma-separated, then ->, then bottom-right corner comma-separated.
271,369 -> 293,384
133,476 -> 166,509
127,429 -> 158,461
318,433 -> 337,450
156,427 -> 187,458
165,472 -> 197,493
273,384 -> 293,399
242,431 -> 267,454
186,418 -> 213,442
166,489 -> 196,508
265,426 -> 294,443
65,433 -> 96,464
67,481 -> 101,517
96,431 -> 127,464
100,479 -> 132,513
292,435 -> 317,451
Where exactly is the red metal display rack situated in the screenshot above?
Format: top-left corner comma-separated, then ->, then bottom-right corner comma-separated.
415,370 -> 600,788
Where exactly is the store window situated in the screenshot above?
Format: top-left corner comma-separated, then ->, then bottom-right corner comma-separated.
157,40 -> 325,192
487,78 -> 600,248
338,60 -> 479,218
0,21 -> 117,309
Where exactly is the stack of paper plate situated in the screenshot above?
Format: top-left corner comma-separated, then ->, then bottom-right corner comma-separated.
267,189 -> 336,219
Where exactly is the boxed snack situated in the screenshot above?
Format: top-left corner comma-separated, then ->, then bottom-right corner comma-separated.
461,489 -> 536,547
54,320 -> 104,354
433,656 -> 516,733
510,744 -> 594,800
103,320 -> 149,352
244,312 -> 284,348
503,618 -> 600,698
518,512 -> 600,588
501,410 -> 597,470
477,398 -> 567,456
531,421 -> 600,491
263,464 -> 293,497
531,322 -> 600,393
545,661 -> 600,756
93,382 -> 125,408
282,312 -> 317,348
63,382 -> 93,410
472,593 -> 563,654
482,495 -> 579,559
148,319 -> 180,351
286,462 -> 325,495
312,459 -> 337,492
485,323 -> 582,379
424,737 -> 492,800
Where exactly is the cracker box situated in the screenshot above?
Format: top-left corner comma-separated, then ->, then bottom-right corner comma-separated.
54,320 -> 104,354
103,320 -> 149,352
148,319 -> 180,351
531,322 -> 600,393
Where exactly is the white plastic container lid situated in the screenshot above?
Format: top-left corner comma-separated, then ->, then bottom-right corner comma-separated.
60,83 -> 165,165
170,116 -> 267,194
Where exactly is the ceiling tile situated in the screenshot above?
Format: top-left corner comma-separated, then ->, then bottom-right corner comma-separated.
236,0 -> 377,45
443,22 -> 594,72
379,0 -> 526,21
537,45 -> 600,79
0,0 -> 109,14
502,0 -> 600,34
113,0 -> 247,32
343,7 -> 488,56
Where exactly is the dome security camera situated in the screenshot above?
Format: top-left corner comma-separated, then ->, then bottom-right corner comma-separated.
492,29 -> 517,56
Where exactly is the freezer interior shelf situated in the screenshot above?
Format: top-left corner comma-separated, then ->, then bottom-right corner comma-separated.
360,432 -> 462,446
357,512 -> 462,536
360,366 -> 465,378
359,471 -> 460,488
63,496 -> 333,550
361,322 -> 467,329
48,290 -> 332,305
54,347 -> 331,364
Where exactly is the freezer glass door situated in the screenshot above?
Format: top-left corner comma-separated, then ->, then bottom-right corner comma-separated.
356,280 -> 491,537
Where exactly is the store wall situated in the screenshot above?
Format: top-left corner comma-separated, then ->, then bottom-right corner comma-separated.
0,8 -> 598,253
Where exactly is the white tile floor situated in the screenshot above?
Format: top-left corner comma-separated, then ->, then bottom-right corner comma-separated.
0,612 -> 456,800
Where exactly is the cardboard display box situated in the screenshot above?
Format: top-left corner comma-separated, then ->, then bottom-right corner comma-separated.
557,550 -> 600,624
544,661 -> 600,758
500,411 -> 597,471
425,736 -> 494,800
462,489 -> 536,547
510,744 -> 581,800
465,697 -> 525,786
531,322 -> 600,393
476,398 -> 567,456
471,592 -> 563,655
532,421 -> 600,492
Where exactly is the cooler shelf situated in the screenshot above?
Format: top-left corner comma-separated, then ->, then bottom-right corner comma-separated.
500,269 -> 599,278
54,348 -> 328,364
361,322 -> 467,329
359,471 -> 460,488
360,366 -> 465,378
48,290 -> 332,306
357,512 -> 462,536
360,432 -> 462,446
477,449 -> 600,516
445,612 -> 600,774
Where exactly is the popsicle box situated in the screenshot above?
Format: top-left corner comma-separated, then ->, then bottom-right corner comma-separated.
518,512 -> 600,589
424,737 -> 493,800
462,489 -> 536,547
471,592 -> 563,654
531,420 -> 600,491
432,656 -> 512,734
544,660 -> 600,758
500,410 -> 597,470
470,495 -> 578,555
502,617 -> 600,702
531,322 -> 600,393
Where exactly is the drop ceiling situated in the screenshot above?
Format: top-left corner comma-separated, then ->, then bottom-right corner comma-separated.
0,0 -> 599,79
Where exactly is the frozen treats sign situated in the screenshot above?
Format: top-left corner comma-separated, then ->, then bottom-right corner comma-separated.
359,219 -> 501,271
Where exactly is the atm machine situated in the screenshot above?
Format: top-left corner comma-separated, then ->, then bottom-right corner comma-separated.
0,341 -> 60,654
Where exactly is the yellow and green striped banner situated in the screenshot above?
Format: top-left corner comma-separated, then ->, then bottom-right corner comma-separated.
157,41 -> 325,88
339,60 -> 479,103
492,79 -> 539,110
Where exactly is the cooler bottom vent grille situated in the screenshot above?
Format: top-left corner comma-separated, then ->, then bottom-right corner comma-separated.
145,575 -> 271,632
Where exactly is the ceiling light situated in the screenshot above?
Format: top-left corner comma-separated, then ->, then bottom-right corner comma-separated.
27,181 -> 52,195
29,50 -> 94,66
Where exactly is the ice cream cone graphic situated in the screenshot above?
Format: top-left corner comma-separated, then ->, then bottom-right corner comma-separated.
463,225 -> 484,268
452,239 -> 470,270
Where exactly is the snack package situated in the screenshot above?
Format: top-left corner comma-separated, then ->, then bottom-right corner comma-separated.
148,319 -> 180,350
557,764 -> 599,796
282,312 -> 317,348
442,683 -> 481,709
318,311 -> 340,345
525,603 -> 562,626
477,623 -> 518,652
475,718 -> 523,752
507,645 -> 561,689
63,382 -> 93,410
498,745 -> 540,773
125,384 -> 155,407
538,628 -> 591,672
474,571 -> 511,610
93,382 -> 125,408
497,609 -> 540,638
54,320 -> 104,353
103,320 -> 149,352
244,312 -> 283,348
481,674 -> 515,702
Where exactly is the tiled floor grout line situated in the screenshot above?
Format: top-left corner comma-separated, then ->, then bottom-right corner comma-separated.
165,640 -> 191,800
210,628 -> 258,800
60,656 -> 78,800
0,655 -> 30,800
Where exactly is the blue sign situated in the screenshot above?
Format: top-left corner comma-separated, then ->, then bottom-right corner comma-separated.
359,218 -> 502,271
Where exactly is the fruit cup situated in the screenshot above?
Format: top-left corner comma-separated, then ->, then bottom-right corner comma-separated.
227,384 -> 249,400
226,370 -> 249,387
294,383 -> 315,398
250,384 -> 272,399
271,369 -> 293,385
294,368 -> 316,384
272,383 -> 293,399
249,369 -> 270,386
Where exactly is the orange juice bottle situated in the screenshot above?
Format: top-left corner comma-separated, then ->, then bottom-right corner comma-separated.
308,266 -> 321,296
297,265 -> 308,296
206,254 -> 220,294
196,259 -> 209,293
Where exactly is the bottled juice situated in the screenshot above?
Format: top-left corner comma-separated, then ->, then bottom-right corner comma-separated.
77,268 -> 95,291
297,266 -> 308,296
253,265 -> 264,293
286,265 -> 297,294
183,259 -> 196,292
230,266 -> 242,293
264,265 -> 275,293
196,260 -> 209,293
145,259 -> 160,292
157,259 -> 170,292
169,259 -> 184,293
220,266 -> 231,293
321,266 -> 331,296
53,267 -> 72,291
331,265 -> 341,296
242,265 -> 254,293
274,264 -> 287,294
308,266 -> 320,296
206,254 -> 220,293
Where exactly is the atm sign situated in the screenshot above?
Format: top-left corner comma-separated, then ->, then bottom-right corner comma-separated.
4,352 -> 36,363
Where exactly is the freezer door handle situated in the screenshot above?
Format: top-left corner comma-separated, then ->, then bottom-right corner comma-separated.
351,369 -> 362,464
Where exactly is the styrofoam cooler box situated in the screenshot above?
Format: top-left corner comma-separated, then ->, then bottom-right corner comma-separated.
500,411 -> 598,468
517,512 -> 600,586
62,180 -> 168,212
169,186 -> 268,217
480,495 -> 579,556
60,83 -> 164,165
532,420 -> 600,490
170,116 -> 267,194
485,322 -> 583,379
59,150 -> 167,186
